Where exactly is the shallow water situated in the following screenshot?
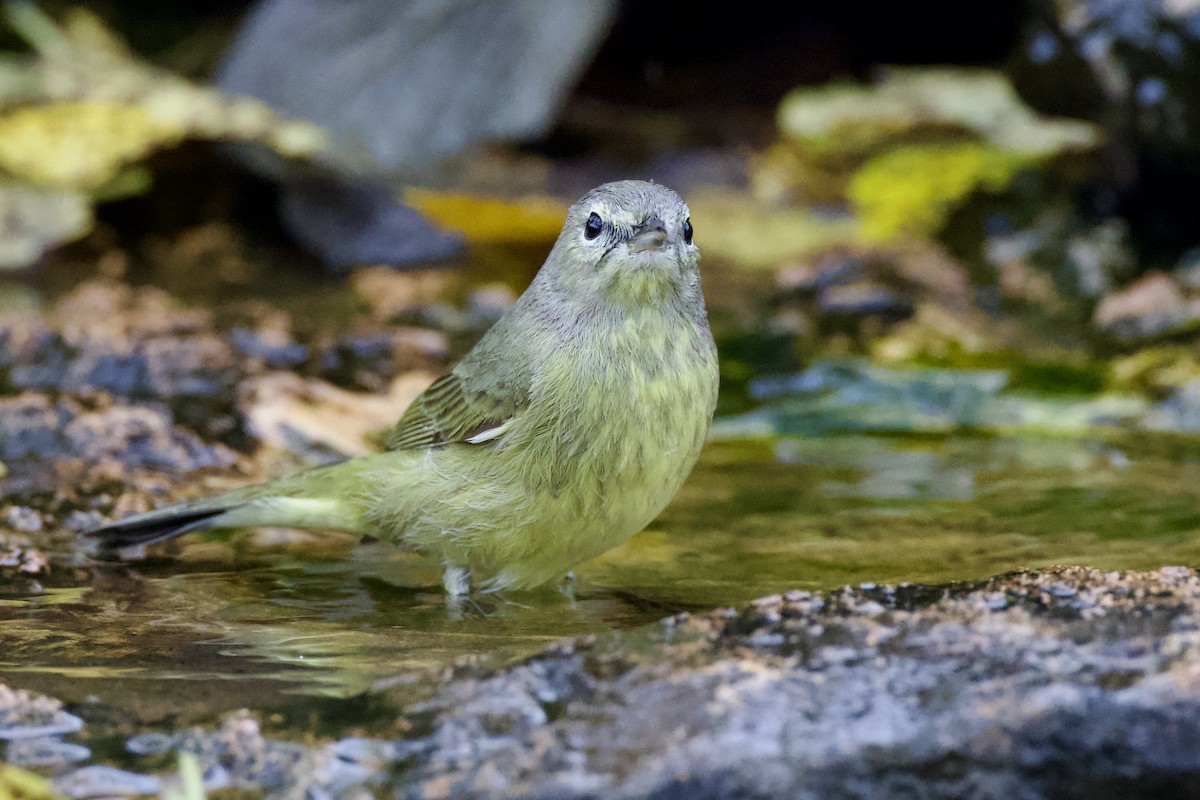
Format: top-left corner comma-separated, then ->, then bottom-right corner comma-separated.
6,247 -> 1200,752
5,431 -> 1200,740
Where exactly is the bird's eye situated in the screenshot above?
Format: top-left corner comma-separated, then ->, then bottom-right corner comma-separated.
683,217 -> 694,245
584,212 -> 603,240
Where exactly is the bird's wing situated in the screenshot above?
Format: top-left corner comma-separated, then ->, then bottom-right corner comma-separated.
386,361 -> 530,451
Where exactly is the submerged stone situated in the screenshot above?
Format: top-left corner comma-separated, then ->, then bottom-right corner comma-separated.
6,737 -> 91,768
0,684 -> 83,741
53,766 -> 160,799
720,358 -> 1153,438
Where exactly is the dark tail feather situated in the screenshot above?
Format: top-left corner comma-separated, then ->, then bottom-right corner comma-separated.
87,507 -> 231,550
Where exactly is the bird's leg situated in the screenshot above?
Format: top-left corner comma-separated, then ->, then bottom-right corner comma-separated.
558,571 -> 577,603
442,564 -> 472,597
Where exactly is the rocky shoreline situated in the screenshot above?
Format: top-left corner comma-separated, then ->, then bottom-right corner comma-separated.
6,565 -> 1200,799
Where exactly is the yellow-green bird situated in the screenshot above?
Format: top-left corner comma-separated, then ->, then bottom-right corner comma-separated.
90,180 -> 719,595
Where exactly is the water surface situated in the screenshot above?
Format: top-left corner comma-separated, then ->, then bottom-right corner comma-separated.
4,431 -> 1200,739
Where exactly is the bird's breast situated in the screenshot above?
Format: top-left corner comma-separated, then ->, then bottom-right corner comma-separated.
510,309 -> 718,516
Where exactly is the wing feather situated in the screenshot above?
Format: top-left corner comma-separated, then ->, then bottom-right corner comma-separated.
386,364 -> 529,450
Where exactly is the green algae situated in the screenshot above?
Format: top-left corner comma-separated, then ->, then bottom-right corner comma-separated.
847,142 -> 1036,240
761,68 -> 1102,242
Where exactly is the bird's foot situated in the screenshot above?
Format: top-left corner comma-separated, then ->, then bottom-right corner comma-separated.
444,594 -> 489,620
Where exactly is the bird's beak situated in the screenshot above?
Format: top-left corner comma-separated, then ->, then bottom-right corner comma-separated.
627,216 -> 669,253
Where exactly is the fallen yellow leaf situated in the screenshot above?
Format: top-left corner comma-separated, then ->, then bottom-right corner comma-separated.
405,188 -> 564,245
0,764 -> 63,800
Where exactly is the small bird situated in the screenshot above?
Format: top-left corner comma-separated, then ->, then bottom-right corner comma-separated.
89,181 -> 719,595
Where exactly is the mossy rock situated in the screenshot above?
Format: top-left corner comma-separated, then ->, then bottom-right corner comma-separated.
0,5 -> 343,269
777,68 -> 1099,157
847,142 -> 1037,241
758,67 -> 1101,221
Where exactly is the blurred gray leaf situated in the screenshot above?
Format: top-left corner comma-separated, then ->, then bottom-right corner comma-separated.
216,0 -> 618,176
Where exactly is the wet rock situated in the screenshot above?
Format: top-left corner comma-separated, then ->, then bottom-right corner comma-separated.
177,711 -> 309,792
54,766 -> 161,799
0,313 -> 70,390
62,403 -> 236,473
0,545 -> 50,577
0,394 -> 235,475
316,328 -> 446,392
984,213 -> 1135,305
124,732 -> 179,756
0,283 -> 240,428
6,737 -> 91,768
3,506 -> 44,533
11,567 -> 1200,798
239,371 -> 432,462
0,282 -> 241,448
110,713 -> 430,799
0,683 -> 83,741
230,327 -> 309,370
139,335 -> 237,400
377,567 -> 1200,799
0,394 -> 76,461
0,277 -> 450,506
773,246 -> 973,349
1093,271 -> 1200,341
168,710 -> 417,797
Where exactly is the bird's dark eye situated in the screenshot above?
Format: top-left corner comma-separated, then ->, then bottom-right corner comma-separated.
584,212 -> 603,240
683,217 -> 694,245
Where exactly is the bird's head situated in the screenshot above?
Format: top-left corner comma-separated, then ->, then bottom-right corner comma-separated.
544,180 -> 699,307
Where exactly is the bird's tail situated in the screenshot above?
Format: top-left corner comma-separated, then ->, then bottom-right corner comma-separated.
87,461 -> 374,551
